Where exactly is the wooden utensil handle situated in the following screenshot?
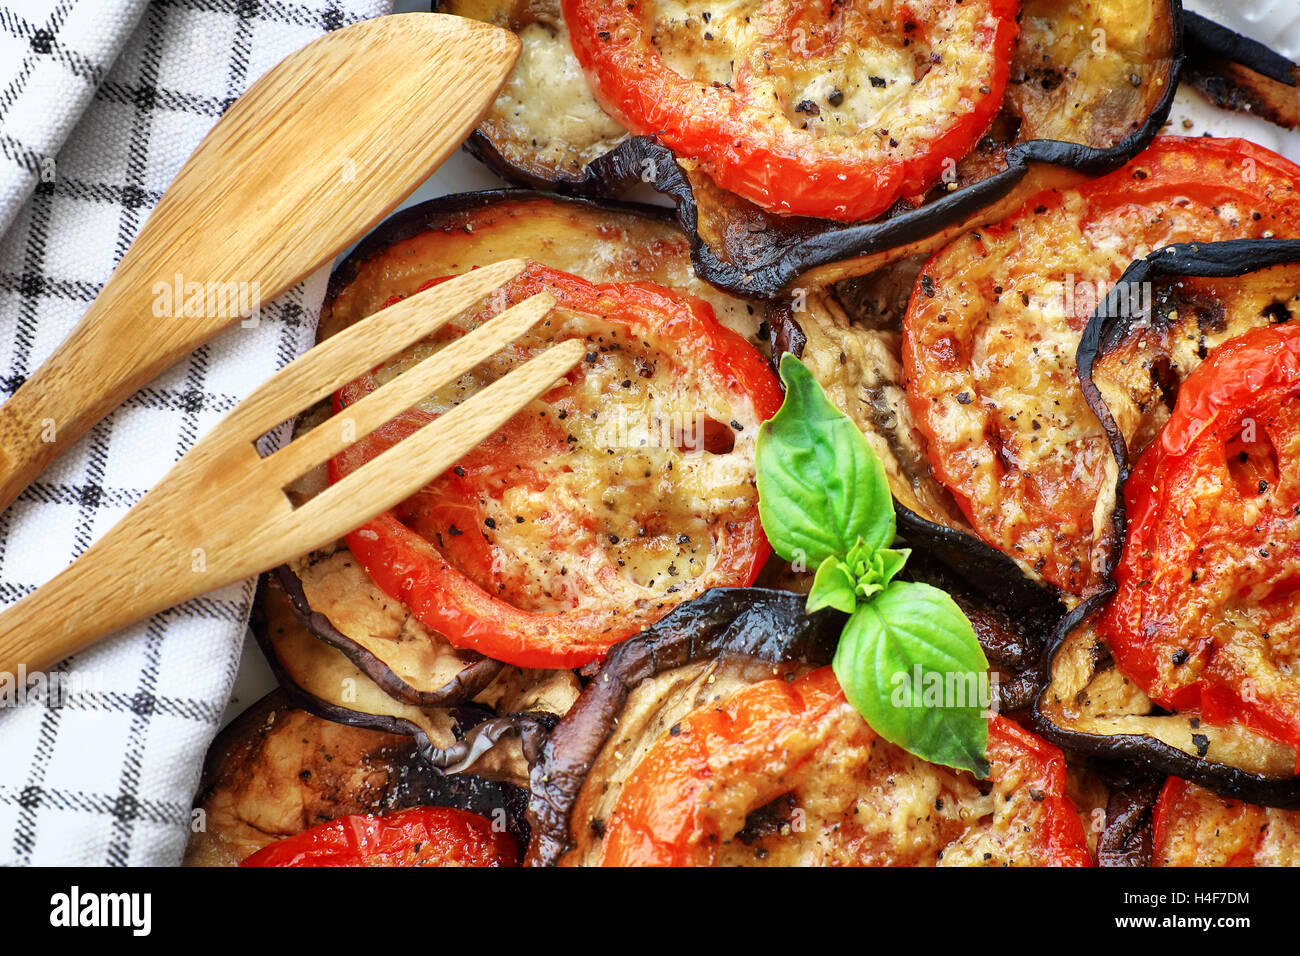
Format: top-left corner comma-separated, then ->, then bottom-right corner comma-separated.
0,354 -> 124,514
0,497 -> 197,675
0,283 -> 234,514
0,551 -> 135,677
0,560 -> 114,678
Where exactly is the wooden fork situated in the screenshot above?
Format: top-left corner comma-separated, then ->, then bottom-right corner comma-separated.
0,259 -> 583,676
0,12 -> 519,514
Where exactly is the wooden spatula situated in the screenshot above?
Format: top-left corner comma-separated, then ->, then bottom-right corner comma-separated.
0,259 -> 584,675
0,12 -> 519,513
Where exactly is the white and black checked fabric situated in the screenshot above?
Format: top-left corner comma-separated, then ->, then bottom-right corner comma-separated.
0,0 -> 152,233
0,0 -> 391,866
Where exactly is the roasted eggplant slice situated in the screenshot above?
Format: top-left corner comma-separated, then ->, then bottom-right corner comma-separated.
276,554 -> 502,706
184,692 -> 530,866
1034,529 -> 1300,807
322,189 -> 760,342
1079,239 -> 1300,565
271,189 -> 764,705
1183,10 -> 1300,130
1095,771 -> 1162,867
254,573 -> 579,775
771,282 -> 1066,625
526,586 -> 837,866
527,586 -> 1090,866
438,0 -> 1180,297
901,139 -> 1300,598
1034,239 -> 1300,808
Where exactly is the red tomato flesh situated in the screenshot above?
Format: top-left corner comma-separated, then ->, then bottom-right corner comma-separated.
599,666 -> 1092,866
564,0 -> 1018,222
1100,324 -> 1300,756
1153,777 -> 1300,867
904,137 -> 1300,595
240,806 -> 517,867
330,263 -> 783,669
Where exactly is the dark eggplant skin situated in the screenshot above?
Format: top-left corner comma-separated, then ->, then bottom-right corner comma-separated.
1185,11 -> 1298,86
438,0 -> 1184,298
1182,11 -> 1300,129
1032,239 -> 1300,809
895,506 -> 1066,631
252,575 -> 470,762
466,128 -> 1185,301
185,691 -> 531,865
1096,772 -> 1163,868
274,562 -> 503,707
768,296 -> 1068,641
526,587 -> 842,866
1076,239 -> 1300,578
252,573 -> 570,777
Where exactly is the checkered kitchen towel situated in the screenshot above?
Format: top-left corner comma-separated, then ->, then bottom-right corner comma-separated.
0,0 -> 392,866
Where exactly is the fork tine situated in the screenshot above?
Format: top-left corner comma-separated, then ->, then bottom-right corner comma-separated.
264,290 -> 557,485
277,338 -> 586,545
213,258 -> 527,446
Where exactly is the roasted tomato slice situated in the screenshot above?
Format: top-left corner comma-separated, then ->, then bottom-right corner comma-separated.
330,263 -> 782,670
598,666 -> 1091,866
1153,777 -> 1300,867
903,137 -> 1300,595
563,0 -> 1018,223
239,806 -> 517,867
1099,324 -> 1300,755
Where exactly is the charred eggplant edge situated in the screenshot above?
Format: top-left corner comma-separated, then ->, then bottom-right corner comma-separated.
273,563 -> 503,707
251,573 -> 553,774
1182,10 -> 1300,130
525,587 -> 841,866
1184,10 -> 1298,87
1032,239 -> 1300,808
191,690 -> 533,862
451,2 -> 1183,299
324,187 -> 677,304
1096,772 -> 1163,867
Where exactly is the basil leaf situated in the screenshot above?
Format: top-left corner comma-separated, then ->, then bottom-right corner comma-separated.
842,542 -> 910,600
832,581 -> 990,777
807,555 -> 858,614
756,354 -> 894,568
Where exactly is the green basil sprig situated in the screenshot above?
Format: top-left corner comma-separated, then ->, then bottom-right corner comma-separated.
756,355 -> 991,777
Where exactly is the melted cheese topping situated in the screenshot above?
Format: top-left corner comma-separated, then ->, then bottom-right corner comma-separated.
595,666 -> 1085,866
1011,0 -> 1173,148
367,291 -> 765,617
1158,782 -> 1300,866
712,703 -> 993,866
644,0 -> 923,141
632,0 -> 1002,155
485,19 -> 629,178
904,157 -> 1297,595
